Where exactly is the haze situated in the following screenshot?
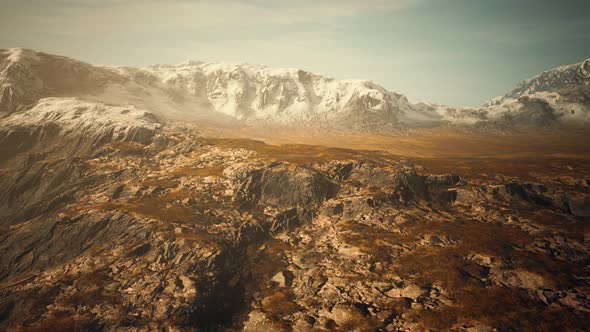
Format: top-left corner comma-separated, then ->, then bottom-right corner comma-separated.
1,0 -> 589,106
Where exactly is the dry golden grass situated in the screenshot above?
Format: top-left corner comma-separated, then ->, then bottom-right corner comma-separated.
198,127 -> 590,185
96,189 -> 196,222
200,137 -> 394,166
173,165 -> 225,177
140,177 -> 181,187
204,126 -> 590,160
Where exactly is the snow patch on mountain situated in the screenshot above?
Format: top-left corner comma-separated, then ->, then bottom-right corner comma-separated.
3,97 -> 162,141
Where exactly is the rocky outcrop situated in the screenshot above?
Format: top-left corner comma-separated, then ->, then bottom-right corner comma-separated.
227,162 -> 338,209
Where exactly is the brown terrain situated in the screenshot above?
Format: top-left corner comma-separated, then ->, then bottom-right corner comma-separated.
1,120 -> 589,331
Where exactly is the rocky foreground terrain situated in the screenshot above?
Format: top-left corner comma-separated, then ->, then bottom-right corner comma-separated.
1,97 -> 589,331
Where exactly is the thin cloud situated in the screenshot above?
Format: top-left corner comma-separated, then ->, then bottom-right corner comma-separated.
1,0 -> 414,35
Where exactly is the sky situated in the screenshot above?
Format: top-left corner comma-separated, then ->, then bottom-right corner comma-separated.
1,0 -> 589,106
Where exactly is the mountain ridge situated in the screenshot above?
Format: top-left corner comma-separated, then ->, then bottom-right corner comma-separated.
1,48 -> 589,130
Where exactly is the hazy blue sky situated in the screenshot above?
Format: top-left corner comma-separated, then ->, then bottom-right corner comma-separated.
1,0 -> 589,106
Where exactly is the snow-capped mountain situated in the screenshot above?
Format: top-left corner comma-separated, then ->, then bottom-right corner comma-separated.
480,59 -> 590,126
0,97 -> 163,162
1,48 -> 589,130
144,61 -> 425,127
488,59 -> 590,105
2,97 -> 161,141
0,48 -> 444,129
0,49 -> 123,114
0,48 -> 222,123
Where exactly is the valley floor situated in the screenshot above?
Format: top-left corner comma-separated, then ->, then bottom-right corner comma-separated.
205,126 -> 590,158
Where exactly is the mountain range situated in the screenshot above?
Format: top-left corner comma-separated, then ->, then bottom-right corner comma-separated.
1,48 -> 589,130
